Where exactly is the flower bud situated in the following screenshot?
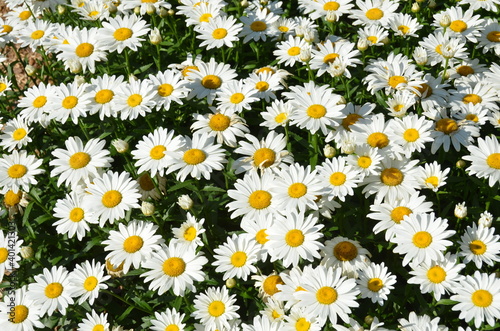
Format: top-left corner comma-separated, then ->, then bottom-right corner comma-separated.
112,139 -> 129,153
299,48 -> 311,62
20,246 -> 34,259
478,211 -> 493,227
68,59 -> 82,74
149,27 -> 162,45
57,4 -> 66,15
364,315 -> 374,325
456,159 -> 466,168
381,36 -> 390,45
326,10 -> 337,23
146,4 -> 156,15
411,2 -> 420,12
106,259 -> 125,278
167,9 -> 175,16
454,202 -> 467,219
177,194 -> 193,210
134,6 -> 141,15
323,144 -> 336,158
141,201 -> 155,216
357,37 -> 368,51
226,278 -> 237,288
108,3 -> 118,14
413,46 -> 428,66
440,14 -> 451,28
428,0 -> 437,8
240,0 -> 249,7
25,65 -> 37,76
74,75 -> 86,86
159,8 -> 169,17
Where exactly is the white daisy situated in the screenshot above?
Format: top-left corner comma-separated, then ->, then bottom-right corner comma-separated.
316,156 -> 362,202
320,236 -> 371,278
0,150 -> 44,194
87,74 -> 125,120
67,259 -> 110,305
52,191 -> 98,241
388,114 -> 434,158
458,223 -> 500,269
356,262 -> 396,305
50,81 -> 92,125
0,286 -> 44,330
115,78 -> 156,120
191,286 -> 240,331
463,135 -> 500,187
196,15 -> 243,50
239,8 -> 279,43
415,161 -> 450,192
77,310 -> 109,331
213,233 -> 260,281
150,308 -> 186,331
100,14 -> 150,53
0,117 -> 32,152
171,213 -> 206,249
147,69 -> 190,111
260,99 -> 294,130
18,82 -> 56,125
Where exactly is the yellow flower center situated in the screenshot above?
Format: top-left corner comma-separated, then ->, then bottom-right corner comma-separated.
323,1 -> 340,10
255,81 -> 269,92
256,67 -> 274,74
208,301 -> 225,317
255,229 -> 268,245
316,286 -> 337,304
62,96 -> 78,109
181,65 -> 199,77
69,207 -> 84,222
471,289 -> 493,308
307,104 -> 326,119
367,132 -> 389,148
0,83 -> 7,92
199,13 -> 212,22
462,93 -> 482,105
357,156 -> 372,169
425,176 -> 439,188
285,229 -> 305,247
398,25 -> 410,34
403,128 -> 420,142
229,93 -> 244,104
486,31 -> 500,42
388,75 -> 407,89
31,30 -> 45,40
288,183 -> 307,198
75,42 -> 94,57
329,172 -> 346,186
69,152 -> 91,169
45,282 -> 63,298
4,190 -> 22,207
248,190 -> 272,209
84,276 -> 98,291
465,114 -> 478,122
11,305 -> 29,324
127,94 -> 143,107
163,257 -> 186,277
390,206 -> 411,224
380,168 -> 404,186
95,89 -> 114,104
450,20 -> 467,33
183,148 -> 206,165
150,145 -> 166,160
139,173 -> 155,191
201,75 -> 222,89
342,113 -> 362,130
123,235 -> 144,253
367,36 -> 378,44
271,310 -> 281,319
212,28 -> 228,39
209,113 -> 231,131
253,148 -> 276,168
333,241 -> 358,261
183,226 -> 197,241
412,231 -> 432,248
230,251 -> 247,267
278,26 -> 289,33
113,27 -> 133,41
456,65 -> 474,76
2,25 -> 13,33
12,128 -> 27,141
323,53 -> 339,64
101,190 -> 122,208
435,44 -> 443,55
250,21 -> 267,32
0,248 -> 7,263
393,104 -> 404,112
158,84 -> 173,97
263,275 -> 283,296
19,10 -> 32,20
295,317 -> 311,331
365,8 -> 384,20
89,10 -> 99,17
7,164 -> 27,179
469,240 -> 486,255
486,153 -> 500,169
288,46 -> 301,56
275,113 -> 288,123
435,118 -> 458,134
367,278 -> 384,292
165,325 -> 179,331
426,265 -> 446,283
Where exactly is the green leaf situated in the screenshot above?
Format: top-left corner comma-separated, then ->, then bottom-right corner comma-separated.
436,299 -> 458,306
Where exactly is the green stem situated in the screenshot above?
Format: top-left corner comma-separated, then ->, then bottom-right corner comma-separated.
102,289 -> 152,314
441,57 -> 450,84
78,118 -> 90,140
124,49 -> 131,77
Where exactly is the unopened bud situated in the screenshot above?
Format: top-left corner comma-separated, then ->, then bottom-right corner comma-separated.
57,4 -> 66,15
240,0 -> 249,7
108,3 -> 118,14
141,201 -> 155,216
428,0 -> 436,8
357,37 -> 368,51
381,36 -> 390,45
20,246 -> 34,259
25,65 -> 37,76
299,48 -> 311,62
413,46 -> 428,66
478,211 -> 493,227
338,95 -> 347,105
326,10 -> 337,23
159,8 -> 169,17
74,75 -> 86,86
323,144 -> 336,158
149,27 -> 162,45
106,259 -> 125,278
167,9 -> 175,16
454,202 -> 467,219
364,315 -> 374,325
134,6 -> 141,15
68,59 -> 82,74
146,4 -> 156,15
112,139 -> 129,153
226,278 -> 237,288
177,194 -> 193,210
456,159 -> 466,168
411,2 -> 420,12
303,29 -> 316,43
440,14 -> 451,28
341,142 -> 355,154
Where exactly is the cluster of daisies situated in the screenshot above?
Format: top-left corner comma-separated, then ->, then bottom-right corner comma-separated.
0,0 -> 500,330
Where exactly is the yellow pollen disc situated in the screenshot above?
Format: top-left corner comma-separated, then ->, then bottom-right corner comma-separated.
127,94 -> 143,107
4,190 -> 22,207
2,25 -> 13,33
212,28 -> 228,39
462,93 -> 482,105
183,148 -> 206,165
158,84 -> 174,97
427,265 -> 446,284
150,145 -> 166,160
11,305 -> 29,324
329,172 -> 346,186
456,65 -> 474,76
469,240 -> 487,255
465,114 -> 478,122
288,46 -> 301,56
250,21 -> 267,32
165,325 -> 179,331
7,164 -> 27,179
275,113 -> 288,123
357,156 -> 372,169
248,190 -> 272,209
412,231 -> 432,248
163,257 -> 186,277
95,89 -> 114,104
365,8 -> 384,20
31,30 -> 45,40
333,241 -> 358,261
288,183 -> 307,198
69,152 -> 91,169
271,310 -> 281,319
256,67 -> 274,74
367,132 -> 389,148
139,173 -> 154,191
486,153 -> 500,169
450,20 -> 467,33
414,83 -> 433,98
255,229 -> 269,245
323,1 -> 340,10
393,105 -> 404,112
342,113 -> 362,130
69,207 -> 84,222
230,251 -> 247,267
323,53 -> 339,64
19,11 -> 32,20
75,42 -> 94,57
123,235 -> 144,253
285,229 -> 305,247
199,13 -> 212,22
181,65 -> 199,77
388,75 -> 407,89
13,128 -> 27,141
367,278 -> 384,292
183,226 -> 197,241
316,286 -> 337,304
101,190 -> 122,208
403,128 -> 420,142
62,96 -> 78,109
307,104 -> 326,119
201,75 -> 222,89
0,248 -> 7,263
84,276 -> 98,291
380,167 -> 404,186
435,44 -> 443,55
209,113 -> 231,131
255,81 -> 269,92
89,10 -> 99,17
367,36 -> 378,44
263,275 -> 284,296
142,0 -> 158,2
106,259 -> 124,272
296,286 -> 306,292
113,27 -> 133,41
486,31 -> 500,42
425,176 -> 439,188
208,301 -> 225,317
295,317 -> 311,331
45,282 -> 63,298
278,26 -> 289,32
0,83 -> 7,92
435,118 -> 458,134
471,289 -> 493,308
254,148 -> 276,168
390,206 -> 411,224
230,92 -> 244,104
398,25 -> 410,34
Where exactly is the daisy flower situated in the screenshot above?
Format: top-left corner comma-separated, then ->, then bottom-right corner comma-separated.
430,110 -> 480,154
345,144 -> 383,178
273,35 -> 311,67
463,135 -> 500,187
141,242 -> 208,296
0,149 -> 44,194
449,78 -> 499,113
150,308 -> 186,331
407,253 -> 465,301
477,19 -> 500,56
52,191 -> 98,241
260,99 -> 294,130
0,286 -> 44,330
77,310 -> 109,331
388,114 -> 434,158
307,0 -> 354,21
115,78 -> 156,120
433,6 -> 484,43
385,90 -> 417,118
67,259 -> 110,305
274,265 -> 313,308
241,213 -> 274,262
0,76 -> 11,97
15,19 -> 55,51
102,220 -> 164,274
120,0 -> 171,15
196,15 -> 243,50
415,161 -> 450,192
320,236 -> 371,278
387,13 -> 422,38
191,286 -> 240,331
266,210 -> 324,268
282,306 -> 325,331
251,271 -> 284,299
242,314 -> 283,330
131,127 -> 185,177
455,102 -> 490,126
70,1 -> 110,21
27,266 -> 74,316
100,14 -> 150,53
449,58 -> 488,80
316,156 -> 362,202
398,312 -> 446,331
357,24 -> 389,47
87,74 -> 125,120
327,102 -> 375,143
458,223 -> 500,269
0,230 -> 23,282
213,233 -> 260,281
84,170 -> 141,226
183,2 -> 223,27
50,81 -> 92,125
244,71 -> 284,102
294,264 -> 360,325
416,74 -> 450,114
215,79 -> 259,113
310,40 -> 361,78
0,117 -> 32,152
171,213 -> 206,249
451,271 -> 500,328
17,82 -> 55,125
356,262 -> 396,306
50,136 -> 113,188
349,0 -> 399,27
391,212 -> 456,267
419,32 -> 469,67
147,69 -> 190,111
239,8 -> 279,43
